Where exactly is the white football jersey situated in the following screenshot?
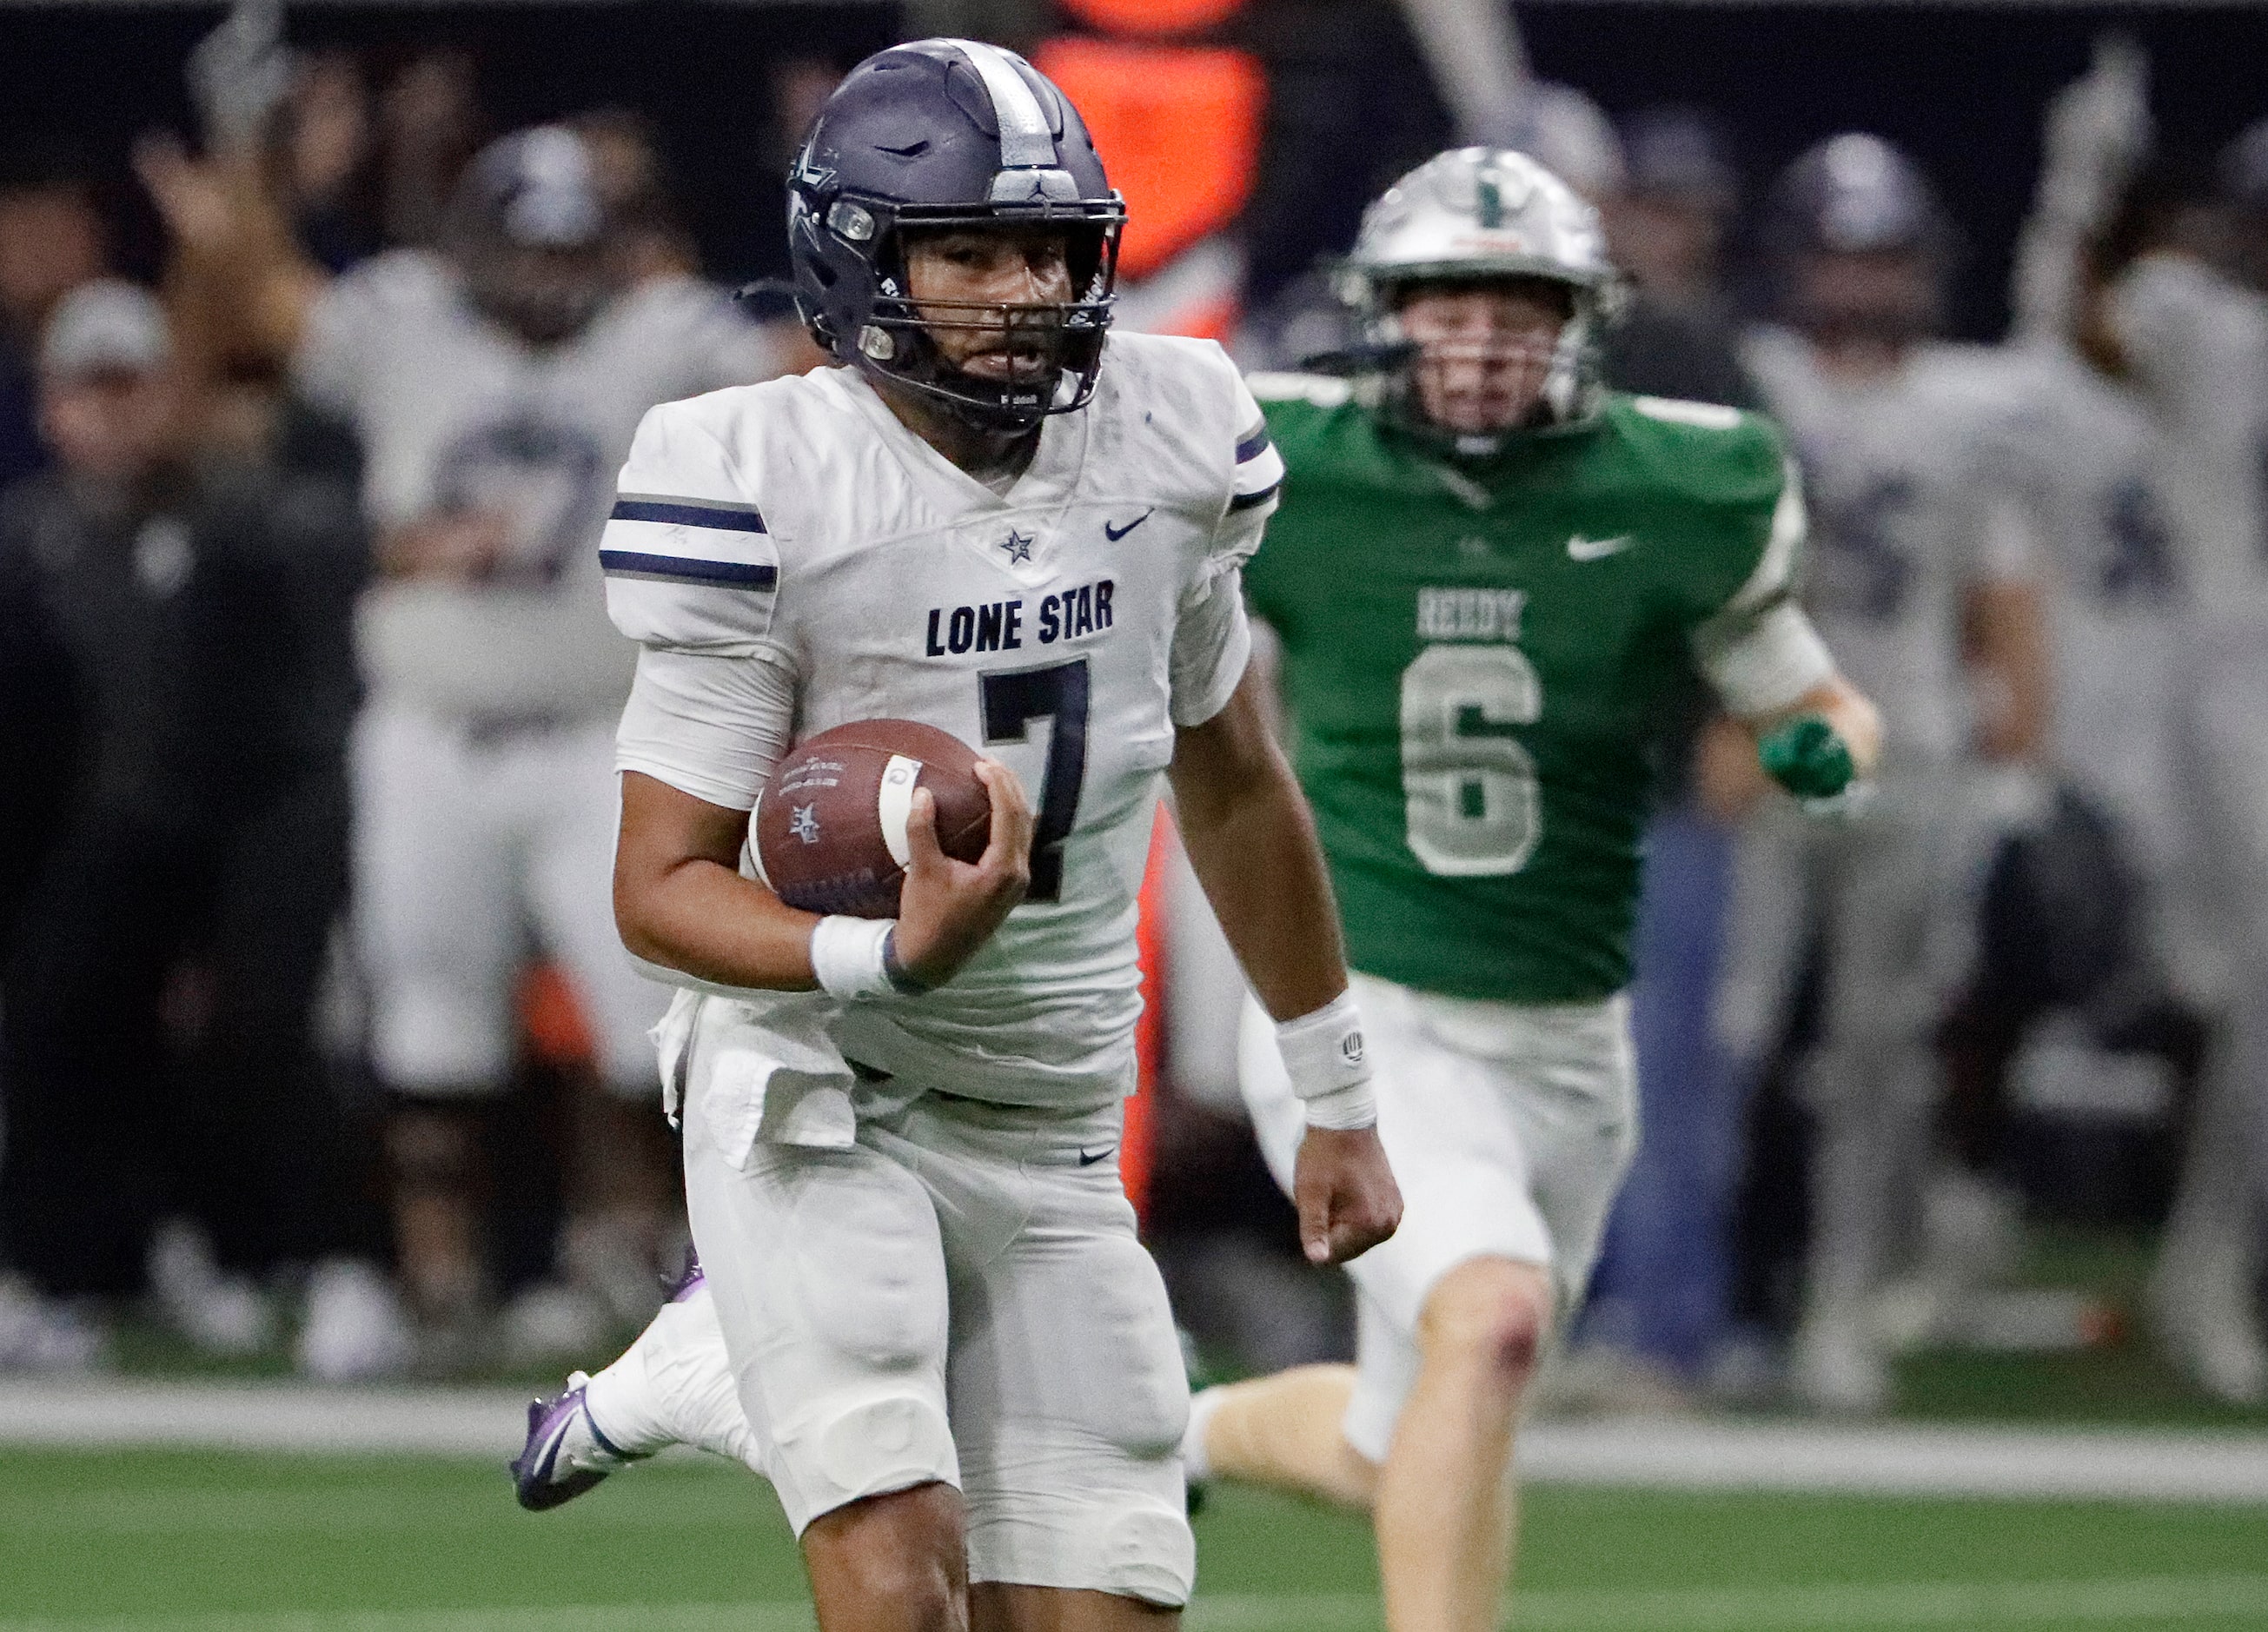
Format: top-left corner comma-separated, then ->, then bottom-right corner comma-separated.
1994,343 -> 2189,873
296,252 -> 778,718
1743,328 -> 2035,768
603,332 -> 1283,1110
2109,253 -> 2268,634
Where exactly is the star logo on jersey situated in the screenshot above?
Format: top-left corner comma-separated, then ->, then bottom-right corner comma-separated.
1567,533 -> 1636,562
790,804 -> 821,845
998,530 -> 1035,565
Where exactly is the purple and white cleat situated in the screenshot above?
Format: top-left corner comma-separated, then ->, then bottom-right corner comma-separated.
510,1372 -> 635,1512
667,1247 -> 704,1304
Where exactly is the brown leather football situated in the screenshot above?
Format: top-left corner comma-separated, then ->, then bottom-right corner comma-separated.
753,719 -> 993,918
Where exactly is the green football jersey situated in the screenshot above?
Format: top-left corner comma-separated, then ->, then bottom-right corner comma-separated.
1244,380 -> 1798,1004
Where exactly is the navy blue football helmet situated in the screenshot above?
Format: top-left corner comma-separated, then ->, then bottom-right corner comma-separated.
450,126 -> 613,344
1765,133 -> 1949,260
1763,134 -> 1953,342
786,38 -> 1126,432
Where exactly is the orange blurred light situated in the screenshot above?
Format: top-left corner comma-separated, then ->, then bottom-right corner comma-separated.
1058,0 -> 1249,41
1035,36 -> 1263,283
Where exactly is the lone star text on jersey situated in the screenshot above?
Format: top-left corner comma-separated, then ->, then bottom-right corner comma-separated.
925,578 -> 1116,656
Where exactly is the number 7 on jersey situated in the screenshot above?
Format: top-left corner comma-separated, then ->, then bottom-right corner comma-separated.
979,659 -> 1091,902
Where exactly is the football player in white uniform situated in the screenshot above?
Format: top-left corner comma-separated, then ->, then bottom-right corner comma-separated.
1727,136 -> 2049,1413
2086,120 -> 2268,1405
511,41 -> 1399,1630
2005,46 -> 2268,1403
294,125 -> 779,1352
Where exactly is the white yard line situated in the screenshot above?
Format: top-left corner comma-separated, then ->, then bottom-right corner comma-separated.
0,1379 -> 531,1456
3,1378 -> 2265,1504
1515,1417 -> 2268,1504
9,1578 -> 2268,1632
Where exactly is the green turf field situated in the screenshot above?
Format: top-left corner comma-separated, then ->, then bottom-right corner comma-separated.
2,1450 -> 2264,1631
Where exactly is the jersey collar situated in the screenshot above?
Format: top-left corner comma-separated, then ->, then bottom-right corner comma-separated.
832,364 -> 1091,517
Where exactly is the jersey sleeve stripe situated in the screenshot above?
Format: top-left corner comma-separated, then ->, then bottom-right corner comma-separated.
1232,441 -> 1287,498
1234,424 -> 1274,464
600,549 -> 779,589
610,495 -> 768,534
1228,479 -> 1282,513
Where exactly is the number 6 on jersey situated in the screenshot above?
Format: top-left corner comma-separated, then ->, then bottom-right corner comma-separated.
1399,643 -> 1542,877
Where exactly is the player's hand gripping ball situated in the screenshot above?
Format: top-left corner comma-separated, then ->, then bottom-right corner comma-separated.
754,720 -> 994,918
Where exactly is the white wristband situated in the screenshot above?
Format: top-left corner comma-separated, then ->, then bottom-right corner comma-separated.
1299,1079 -> 1379,1131
809,916 -> 896,1001
1276,991 -> 1376,1130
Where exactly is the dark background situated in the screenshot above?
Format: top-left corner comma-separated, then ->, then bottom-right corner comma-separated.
3,3 -> 2264,337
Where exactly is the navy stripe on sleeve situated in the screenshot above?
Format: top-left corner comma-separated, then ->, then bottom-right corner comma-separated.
600,550 -> 779,588
1233,427 -> 1273,464
609,496 -> 768,534
1227,480 -> 1281,513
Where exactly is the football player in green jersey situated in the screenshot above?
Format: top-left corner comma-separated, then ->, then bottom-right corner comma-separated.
1177,149 -> 1881,1632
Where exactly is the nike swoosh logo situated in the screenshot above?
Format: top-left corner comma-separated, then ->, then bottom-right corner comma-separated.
1103,510 -> 1154,541
1567,534 -> 1635,561
1078,1145 -> 1117,1167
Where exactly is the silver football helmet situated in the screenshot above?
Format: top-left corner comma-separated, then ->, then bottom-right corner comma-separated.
1336,147 -> 1624,447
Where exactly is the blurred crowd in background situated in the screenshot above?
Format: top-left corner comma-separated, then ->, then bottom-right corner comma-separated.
1,0 -> 2265,1422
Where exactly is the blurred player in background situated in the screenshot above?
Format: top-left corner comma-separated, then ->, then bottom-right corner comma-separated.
2020,41 -> 2268,1402
1182,149 -> 1879,1632
510,40 -> 1398,1629
1726,136 -> 2048,1413
293,124 -> 781,1363
1913,38 -> 2227,1401
0,283 -> 390,1376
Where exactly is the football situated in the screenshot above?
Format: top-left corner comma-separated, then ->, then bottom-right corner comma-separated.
753,719 -> 993,918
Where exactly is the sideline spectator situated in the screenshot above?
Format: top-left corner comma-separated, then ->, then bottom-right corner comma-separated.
0,282 -> 402,1377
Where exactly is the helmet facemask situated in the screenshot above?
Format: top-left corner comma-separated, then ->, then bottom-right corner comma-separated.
866,215 -> 1120,432
1349,269 -> 1612,457
461,241 -> 613,346
792,178 -> 1124,435
1330,149 -> 1624,458
1781,247 -> 1943,349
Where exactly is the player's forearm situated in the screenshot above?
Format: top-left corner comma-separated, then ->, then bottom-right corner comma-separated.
1170,674 -> 1350,1023
1961,579 -> 2049,762
614,769 -> 821,992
